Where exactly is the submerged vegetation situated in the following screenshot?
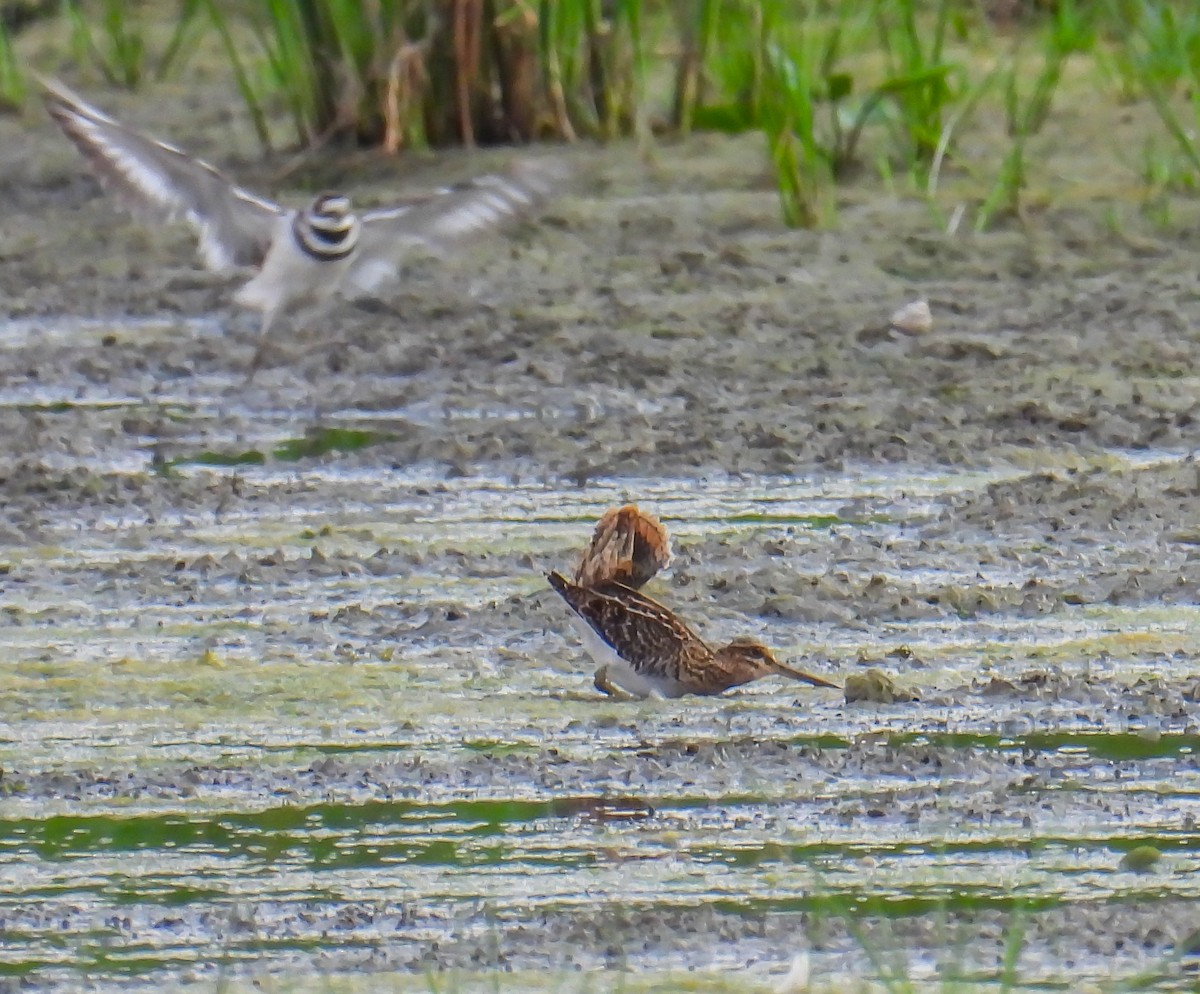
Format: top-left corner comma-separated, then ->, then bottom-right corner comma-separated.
6,1 -> 1200,227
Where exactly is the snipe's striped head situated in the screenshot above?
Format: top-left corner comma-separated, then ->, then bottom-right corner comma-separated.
719,635 -> 840,691
722,637 -> 779,668
293,192 -> 360,261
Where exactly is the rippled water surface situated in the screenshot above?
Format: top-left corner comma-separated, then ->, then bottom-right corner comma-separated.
3,436 -> 1199,994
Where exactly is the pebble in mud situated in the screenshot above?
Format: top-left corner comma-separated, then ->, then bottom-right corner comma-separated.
1120,845 -> 1165,873
888,298 -> 933,336
843,668 -> 919,704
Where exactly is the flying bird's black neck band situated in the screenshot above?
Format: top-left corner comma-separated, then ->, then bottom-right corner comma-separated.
293,212 -> 359,261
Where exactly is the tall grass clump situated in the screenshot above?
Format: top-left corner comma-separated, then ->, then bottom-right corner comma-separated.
58,0 -> 1200,239
759,3 -> 837,227
761,37 -> 829,226
196,0 -> 418,151
1112,1 -> 1200,187
0,18 -> 23,108
672,0 -> 777,135
1097,0 -> 1200,101
537,0 -> 649,141
671,0 -> 721,133
193,1 -> 650,151
64,0 -> 149,88
55,0 -> 204,91
754,0 -> 968,227
871,0 -> 965,172
977,0 -> 1096,229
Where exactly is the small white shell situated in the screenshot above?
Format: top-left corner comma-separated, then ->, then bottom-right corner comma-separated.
889,298 -> 933,336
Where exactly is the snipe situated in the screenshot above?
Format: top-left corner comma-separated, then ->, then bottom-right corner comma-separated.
547,504 -> 839,698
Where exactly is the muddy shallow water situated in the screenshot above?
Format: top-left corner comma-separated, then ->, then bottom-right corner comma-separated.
2,76 -> 1200,993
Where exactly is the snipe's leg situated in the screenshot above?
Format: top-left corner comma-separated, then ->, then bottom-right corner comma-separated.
594,666 -> 638,701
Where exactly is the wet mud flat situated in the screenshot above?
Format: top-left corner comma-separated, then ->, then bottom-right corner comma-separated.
2,80 -> 1200,992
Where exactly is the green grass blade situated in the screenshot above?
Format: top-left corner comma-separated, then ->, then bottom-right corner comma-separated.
0,16 -> 23,108
198,0 -> 273,151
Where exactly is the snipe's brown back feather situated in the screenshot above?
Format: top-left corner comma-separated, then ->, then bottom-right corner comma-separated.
547,570 -> 708,684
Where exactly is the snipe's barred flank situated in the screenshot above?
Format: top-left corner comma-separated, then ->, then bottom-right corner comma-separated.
40,76 -> 566,363
548,505 -> 841,699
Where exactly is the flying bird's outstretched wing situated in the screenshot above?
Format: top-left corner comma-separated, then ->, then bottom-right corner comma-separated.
347,158 -> 567,295
40,75 -> 284,272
